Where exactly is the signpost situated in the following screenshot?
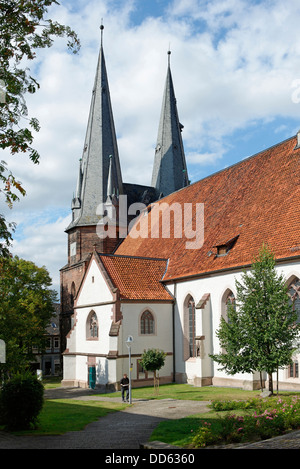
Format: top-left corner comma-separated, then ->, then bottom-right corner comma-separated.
126,335 -> 133,404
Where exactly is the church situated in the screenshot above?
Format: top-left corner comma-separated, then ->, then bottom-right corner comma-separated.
60,28 -> 300,391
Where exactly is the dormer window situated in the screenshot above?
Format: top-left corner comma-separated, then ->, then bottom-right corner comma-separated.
214,235 -> 239,257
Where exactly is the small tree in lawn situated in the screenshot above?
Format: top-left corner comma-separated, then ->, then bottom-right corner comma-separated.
210,244 -> 300,395
139,348 -> 166,394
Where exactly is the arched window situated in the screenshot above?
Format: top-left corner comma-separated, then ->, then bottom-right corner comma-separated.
288,277 -> 300,323
222,289 -> 236,322
225,291 -> 236,322
86,311 -> 98,339
183,295 -> 196,360
188,299 -> 196,357
140,310 -> 154,334
70,282 -> 76,308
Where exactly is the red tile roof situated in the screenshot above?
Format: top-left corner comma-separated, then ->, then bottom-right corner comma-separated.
97,253 -> 173,301
116,135 -> 300,282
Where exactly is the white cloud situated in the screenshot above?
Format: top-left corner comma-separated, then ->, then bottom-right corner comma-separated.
3,0 -> 300,293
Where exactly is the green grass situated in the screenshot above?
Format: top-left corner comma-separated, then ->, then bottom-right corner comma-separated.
12,399 -> 126,436
4,381 -> 300,446
98,382 -> 261,401
149,411 -> 228,447
150,393 -> 300,448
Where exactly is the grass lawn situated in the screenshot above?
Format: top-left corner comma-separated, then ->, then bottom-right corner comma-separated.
149,411 -> 227,447
5,380 -> 300,446
98,382 -> 261,401
12,399 -> 126,436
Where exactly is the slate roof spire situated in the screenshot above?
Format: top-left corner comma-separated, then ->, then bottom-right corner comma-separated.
69,25 -> 123,227
151,50 -> 189,198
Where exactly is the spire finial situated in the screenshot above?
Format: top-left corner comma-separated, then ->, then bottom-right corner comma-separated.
167,47 -> 171,67
100,20 -> 104,46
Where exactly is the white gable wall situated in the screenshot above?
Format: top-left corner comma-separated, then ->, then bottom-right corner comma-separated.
63,258 -> 115,388
76,259 -> 114,306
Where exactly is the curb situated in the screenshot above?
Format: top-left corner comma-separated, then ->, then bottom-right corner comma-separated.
140,440 -> 182,449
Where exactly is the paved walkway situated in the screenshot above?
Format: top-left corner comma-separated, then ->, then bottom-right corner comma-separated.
0,387 -> 300,449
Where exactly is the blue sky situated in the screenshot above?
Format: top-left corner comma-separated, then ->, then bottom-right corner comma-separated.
2,0 -> 300,294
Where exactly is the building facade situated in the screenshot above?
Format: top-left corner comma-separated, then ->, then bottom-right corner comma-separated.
61,29 -> 300,391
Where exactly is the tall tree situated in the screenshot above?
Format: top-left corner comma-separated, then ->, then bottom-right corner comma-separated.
0,0 -> 80,253
0,255 -> 57,377
210,245 -> 300,394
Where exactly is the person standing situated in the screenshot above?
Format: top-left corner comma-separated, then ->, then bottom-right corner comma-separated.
120,373 -> 129,402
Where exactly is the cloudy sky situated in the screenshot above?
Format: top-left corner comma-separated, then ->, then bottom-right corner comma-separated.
3,0 -> 300,295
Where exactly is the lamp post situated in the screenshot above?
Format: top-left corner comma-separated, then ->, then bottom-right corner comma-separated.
126,335 -> 133,404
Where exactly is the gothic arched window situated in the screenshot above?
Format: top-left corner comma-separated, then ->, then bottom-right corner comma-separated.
140,310 -> 155,334
70,282 -> 76,308
288,277 -> 300,324
188,298 -> 196,358
222,289 -> 236,322
225,291 -> 236,322
183,295 -> 196,360
86,311 -> 98,339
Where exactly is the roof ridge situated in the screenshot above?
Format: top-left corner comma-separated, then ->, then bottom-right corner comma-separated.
156,134 -> 297,203
98,252 -> 169,262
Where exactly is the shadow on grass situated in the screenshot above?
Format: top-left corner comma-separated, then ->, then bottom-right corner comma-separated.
12,399 -> 126,436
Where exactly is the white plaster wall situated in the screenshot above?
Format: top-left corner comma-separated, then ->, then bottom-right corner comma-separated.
120,302 -> 173,381
63,355 -> 76,380
76,258 -> 113,306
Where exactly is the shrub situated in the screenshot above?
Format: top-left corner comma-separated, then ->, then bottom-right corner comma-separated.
193,395 -> 300,448
0,371 -> 44,430
192,423 -> 221,448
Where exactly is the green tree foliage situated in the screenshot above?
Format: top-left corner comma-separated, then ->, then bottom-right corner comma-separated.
140,348 -> 166,393
210,245 -> 300,394
0,255 -> 57,377
0,0 -> 80,254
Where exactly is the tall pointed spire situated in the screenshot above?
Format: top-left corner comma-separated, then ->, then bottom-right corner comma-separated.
70,24 -> 123,227
151,50 -> 189,197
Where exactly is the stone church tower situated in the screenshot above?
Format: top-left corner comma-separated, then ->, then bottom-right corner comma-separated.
60,27 -> 188,356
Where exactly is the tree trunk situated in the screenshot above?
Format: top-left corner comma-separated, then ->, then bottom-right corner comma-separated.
268,373 -> 273,394
260,372 -> 263,392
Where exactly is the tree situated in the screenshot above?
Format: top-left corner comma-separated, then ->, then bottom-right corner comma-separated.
210,245 -> 300,394
0,1 -> 80,253
0,255 -> 57,378
139,348 -> 166,393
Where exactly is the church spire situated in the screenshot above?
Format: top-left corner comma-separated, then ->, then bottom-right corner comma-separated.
70,25 -> 123,227
151,50 -> 189,197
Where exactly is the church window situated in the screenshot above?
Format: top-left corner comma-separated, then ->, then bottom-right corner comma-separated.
188,299 -> 196,357
288,278 -> 300,323
225,291 -> 236,322
70,282 -> 76,308
70,242 -> 76,257
140,310 -> 154,334
183,295 -> 196,360
86,311 -> 98,339
221,289 -> 236,322
288,361 -> 299,378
